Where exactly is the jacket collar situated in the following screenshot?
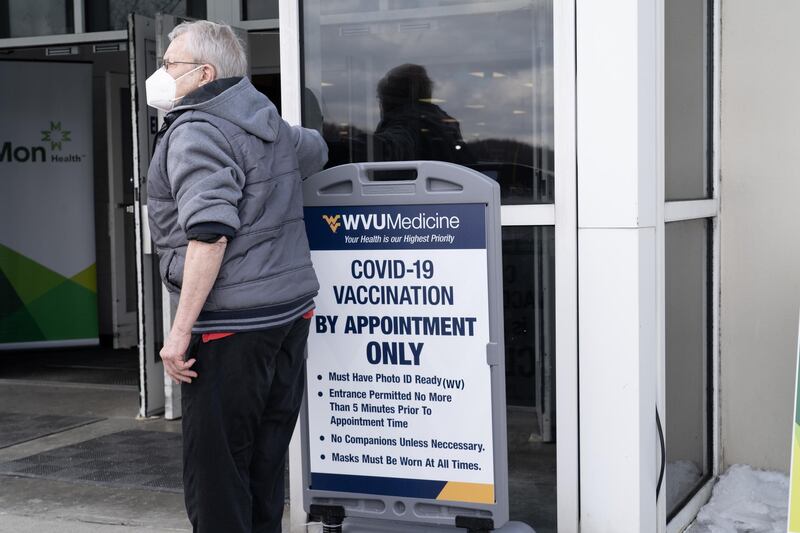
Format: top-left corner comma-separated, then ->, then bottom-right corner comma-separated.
176,76 -> 243,108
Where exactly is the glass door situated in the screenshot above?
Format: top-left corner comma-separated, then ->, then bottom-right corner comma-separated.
297,1 -> 566,530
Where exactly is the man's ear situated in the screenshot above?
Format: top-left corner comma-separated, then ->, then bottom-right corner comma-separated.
199,64 -> 216,85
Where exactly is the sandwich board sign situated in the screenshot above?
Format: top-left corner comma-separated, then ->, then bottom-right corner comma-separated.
301,162 -> 533,532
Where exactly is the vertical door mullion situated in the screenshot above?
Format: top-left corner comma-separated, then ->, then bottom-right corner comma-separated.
279,1 -> 306,531
656,0 -> 667,527
73,0 -> 85,33
554,0 -> 579,529
710,0 -> 722,481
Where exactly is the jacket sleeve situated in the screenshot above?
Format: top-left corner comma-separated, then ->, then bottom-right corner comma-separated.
167,121 -> 245,236
289,125 -> 329,178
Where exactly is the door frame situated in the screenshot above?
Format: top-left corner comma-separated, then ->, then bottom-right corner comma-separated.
105,71 -> 139,349
154,12 -> 189,421
129,13 -> 165,418
279,0 -> 580,531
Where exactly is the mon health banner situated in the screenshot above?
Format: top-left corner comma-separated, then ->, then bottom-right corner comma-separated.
0,61 -> 97,347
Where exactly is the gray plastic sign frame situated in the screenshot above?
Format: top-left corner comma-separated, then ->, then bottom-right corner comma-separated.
301,161 -> 510,530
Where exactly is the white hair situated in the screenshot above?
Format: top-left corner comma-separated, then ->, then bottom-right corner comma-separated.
169,20 -> 248,78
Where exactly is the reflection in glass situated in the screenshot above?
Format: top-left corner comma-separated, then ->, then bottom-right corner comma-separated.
242,0 -> 278,21
503,226 -> 556,531
665,219 -> 712,517
503,227 -> 555,416
249,32 -> 282,112
2,0 -> 74,38
302,0 -> 554,204
84,0 -> 206,32
666,0 -> 712,200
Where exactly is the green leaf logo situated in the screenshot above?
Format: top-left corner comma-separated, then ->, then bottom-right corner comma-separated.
41,121 -> 72,151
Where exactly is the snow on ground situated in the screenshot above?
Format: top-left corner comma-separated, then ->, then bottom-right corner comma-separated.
686,464 -> 788,533
668,460 -> 703,512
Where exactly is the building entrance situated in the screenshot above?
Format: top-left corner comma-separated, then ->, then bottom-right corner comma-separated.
0,21 -> 284,412
0,41 -> 138,389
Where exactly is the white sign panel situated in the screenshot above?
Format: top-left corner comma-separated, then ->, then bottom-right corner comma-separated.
304,203 -> 495,504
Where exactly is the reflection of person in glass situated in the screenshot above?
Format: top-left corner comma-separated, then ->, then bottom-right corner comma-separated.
372,63 -> 473,166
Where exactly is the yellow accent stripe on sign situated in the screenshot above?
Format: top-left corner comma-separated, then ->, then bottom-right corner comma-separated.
436,482 -> 495,504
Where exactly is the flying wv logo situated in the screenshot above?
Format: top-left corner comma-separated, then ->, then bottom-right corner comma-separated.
322,214 -> 341,233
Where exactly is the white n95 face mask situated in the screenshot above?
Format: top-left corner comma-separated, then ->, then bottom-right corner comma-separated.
145,65 -> 203,112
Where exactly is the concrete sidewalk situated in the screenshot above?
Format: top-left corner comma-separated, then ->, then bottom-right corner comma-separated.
0,378 -> 301,532
0,380 -> 193,532
0,514 -> 183,533
0,376 -> 555,532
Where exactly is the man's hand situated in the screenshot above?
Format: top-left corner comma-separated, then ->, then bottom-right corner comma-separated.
160,328 -> 197,384
159,238 -> 227,385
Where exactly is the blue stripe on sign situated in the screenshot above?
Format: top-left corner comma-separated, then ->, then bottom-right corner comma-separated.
304,203 -> 486,251
310,472 -> 447,499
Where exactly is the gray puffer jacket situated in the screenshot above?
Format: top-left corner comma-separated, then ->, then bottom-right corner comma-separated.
147,76 -> 327,333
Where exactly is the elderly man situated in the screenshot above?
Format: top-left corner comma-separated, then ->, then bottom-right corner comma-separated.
144,20 -> 327,532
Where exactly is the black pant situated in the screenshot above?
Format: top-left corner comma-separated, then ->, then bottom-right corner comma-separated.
181,316 -> 309,533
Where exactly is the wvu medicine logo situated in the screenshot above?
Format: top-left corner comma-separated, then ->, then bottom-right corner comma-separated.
322,214 -> 341,233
